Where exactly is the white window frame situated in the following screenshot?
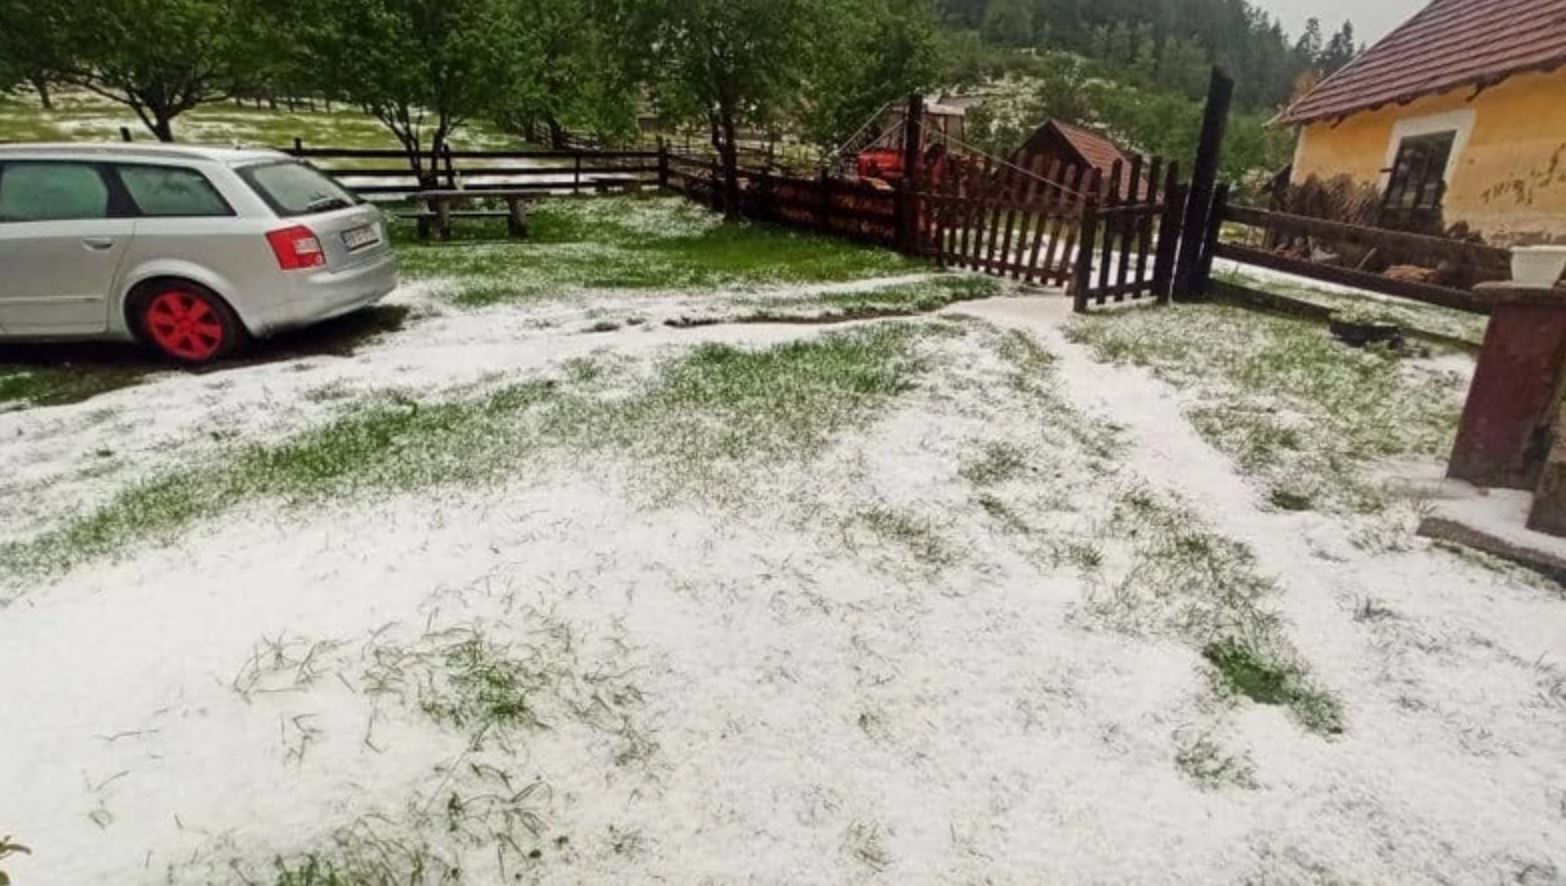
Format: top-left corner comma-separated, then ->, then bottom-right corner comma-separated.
1379,109 -> 1476,193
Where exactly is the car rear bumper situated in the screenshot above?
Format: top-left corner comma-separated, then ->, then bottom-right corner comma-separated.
252,252 -> 399,335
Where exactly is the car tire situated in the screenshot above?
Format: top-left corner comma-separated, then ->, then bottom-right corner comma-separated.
132,282 -> 246,366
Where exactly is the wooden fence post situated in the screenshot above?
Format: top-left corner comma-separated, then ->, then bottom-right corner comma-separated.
1073,169 -> 1105,313
442,143 -> 457,190
119,126 -> 133,143
293,137 -> 303,154
657,139 -> 671,190
1152,161 -> 1183,302
818,169 -> 833,234
574,153 -> 583,194
1173,66 -> 1234,301
1195,183 -> 1230,294
899,93 -> 925,254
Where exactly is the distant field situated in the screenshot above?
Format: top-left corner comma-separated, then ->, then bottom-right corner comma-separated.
0,89 -> 520,151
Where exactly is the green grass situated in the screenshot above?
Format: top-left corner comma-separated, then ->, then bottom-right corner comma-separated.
1068,303 -> 1466,513
0,306 -> 408,412
1091,487 -> 1345,736
0,361 -> 152,410
395,196 -> 925,305
1217,269 -> 1489,347
734,275 -> 1001,323
4,324 -> 929,581
1203,639 -> 1344,735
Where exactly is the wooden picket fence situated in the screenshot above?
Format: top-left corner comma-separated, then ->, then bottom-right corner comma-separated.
663,147 -> 1187,310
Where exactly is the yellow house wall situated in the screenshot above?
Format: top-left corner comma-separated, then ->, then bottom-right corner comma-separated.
1291,66 -> 1566,245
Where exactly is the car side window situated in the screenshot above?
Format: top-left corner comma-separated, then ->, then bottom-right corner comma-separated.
116,164 -> 233,218
0,162 -> 112,223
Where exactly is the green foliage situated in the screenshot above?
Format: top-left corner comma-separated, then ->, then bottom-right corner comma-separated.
46,0 -> 255,141
493,0 -> 645,146
0,0 -> 71,100
801,0 -> 944,152
294,0 -> 533,179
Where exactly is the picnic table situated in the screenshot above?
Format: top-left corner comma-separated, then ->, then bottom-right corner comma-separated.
403,189 -> 538,241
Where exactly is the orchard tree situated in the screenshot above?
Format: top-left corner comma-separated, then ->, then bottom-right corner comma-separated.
803,0 -> 943,153
58,0 -> 250,140
495,0 -> 645,148
0,0 -> 75,109
653,0 -> 834,215
302,0 -> 535,185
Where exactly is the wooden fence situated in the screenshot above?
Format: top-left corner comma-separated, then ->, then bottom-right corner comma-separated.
662,147 -> 1187,309
1212,203 -> 1510,314
284,143 -> 661,199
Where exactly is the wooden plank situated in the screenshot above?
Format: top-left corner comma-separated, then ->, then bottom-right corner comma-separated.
1098,160 -> 1123,302
1222,204 -> 1509,269
1047,164 -> 1090,289
1024,158 -> 1064,285
994,162 -> 1022,275
968,157 -> 997,271
1115,155 -> 1141,301
1134,156 -> 1162,294
1073,168 -> 1105,312
1213,242 -> 1491,314
1151,161 -> 1183,302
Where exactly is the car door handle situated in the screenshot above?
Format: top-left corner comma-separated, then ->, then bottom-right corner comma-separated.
82,237 -> 117,251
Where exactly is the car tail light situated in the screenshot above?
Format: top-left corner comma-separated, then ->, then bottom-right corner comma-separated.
266,225 -> 326,271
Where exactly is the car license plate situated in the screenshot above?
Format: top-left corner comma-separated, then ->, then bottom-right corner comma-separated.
341,224 -> 381,252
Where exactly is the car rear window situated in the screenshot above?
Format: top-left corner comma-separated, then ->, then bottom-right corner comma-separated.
238,161 -> 357,218
117,164 -> 233,217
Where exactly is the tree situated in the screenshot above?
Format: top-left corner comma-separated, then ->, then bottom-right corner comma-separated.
652,0 -> 830,216
1320,21 -> 1358,75
0,0 -> 75,109
802,0 -> 944,153
301,0 -> 534,184
53,0 -> 251,141
494,0 -> 645,148
980,0 -> 1035,47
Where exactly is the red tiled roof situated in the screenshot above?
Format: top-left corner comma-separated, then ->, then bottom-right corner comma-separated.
1279,0 -> 1566,125
1050,120 -> 1132,177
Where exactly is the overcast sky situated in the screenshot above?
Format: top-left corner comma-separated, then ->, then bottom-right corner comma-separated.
1252,0 -> 1429,44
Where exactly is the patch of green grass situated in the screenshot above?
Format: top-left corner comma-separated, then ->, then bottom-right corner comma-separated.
735,275 -> 1002,323
0,362 -> 152,410
1087,487 -> 1344,736
1218,270 -> 1488,347
5,325 -> 929,581
397,196 -> 924,304
858,506 -> 956,568
1068,303 -> 1465,513
1203,639 -> 1344,735
961,441 -> 1031,486
1174,733 -> 1258,791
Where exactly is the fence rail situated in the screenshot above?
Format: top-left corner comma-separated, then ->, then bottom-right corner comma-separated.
284,144 -> 661,199
1216,203 -> 1504,314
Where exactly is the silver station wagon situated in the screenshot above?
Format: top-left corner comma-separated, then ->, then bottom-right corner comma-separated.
0,144 -> 397,364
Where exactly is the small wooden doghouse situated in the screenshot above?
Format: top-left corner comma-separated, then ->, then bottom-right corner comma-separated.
1017,120 -> 1147,197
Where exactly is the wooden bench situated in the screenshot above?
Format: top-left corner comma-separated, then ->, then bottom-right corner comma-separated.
401,189 -> 538,241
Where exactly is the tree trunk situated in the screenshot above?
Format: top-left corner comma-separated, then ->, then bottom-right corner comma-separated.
31,78 -> 52,110
546,116 -> 566,150
150,115 -> 175,143
717,105 -> 741,219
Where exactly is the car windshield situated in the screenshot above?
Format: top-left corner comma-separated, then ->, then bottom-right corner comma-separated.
238,161 -> 357,217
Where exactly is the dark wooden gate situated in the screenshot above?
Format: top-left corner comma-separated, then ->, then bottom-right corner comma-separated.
1070,157 -> 1185,311
917,156 -> 1094,288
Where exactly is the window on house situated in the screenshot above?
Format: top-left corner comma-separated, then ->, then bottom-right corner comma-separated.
1384,131 -> 1456,211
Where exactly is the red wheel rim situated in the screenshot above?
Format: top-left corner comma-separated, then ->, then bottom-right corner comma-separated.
145,290 -> 224,361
